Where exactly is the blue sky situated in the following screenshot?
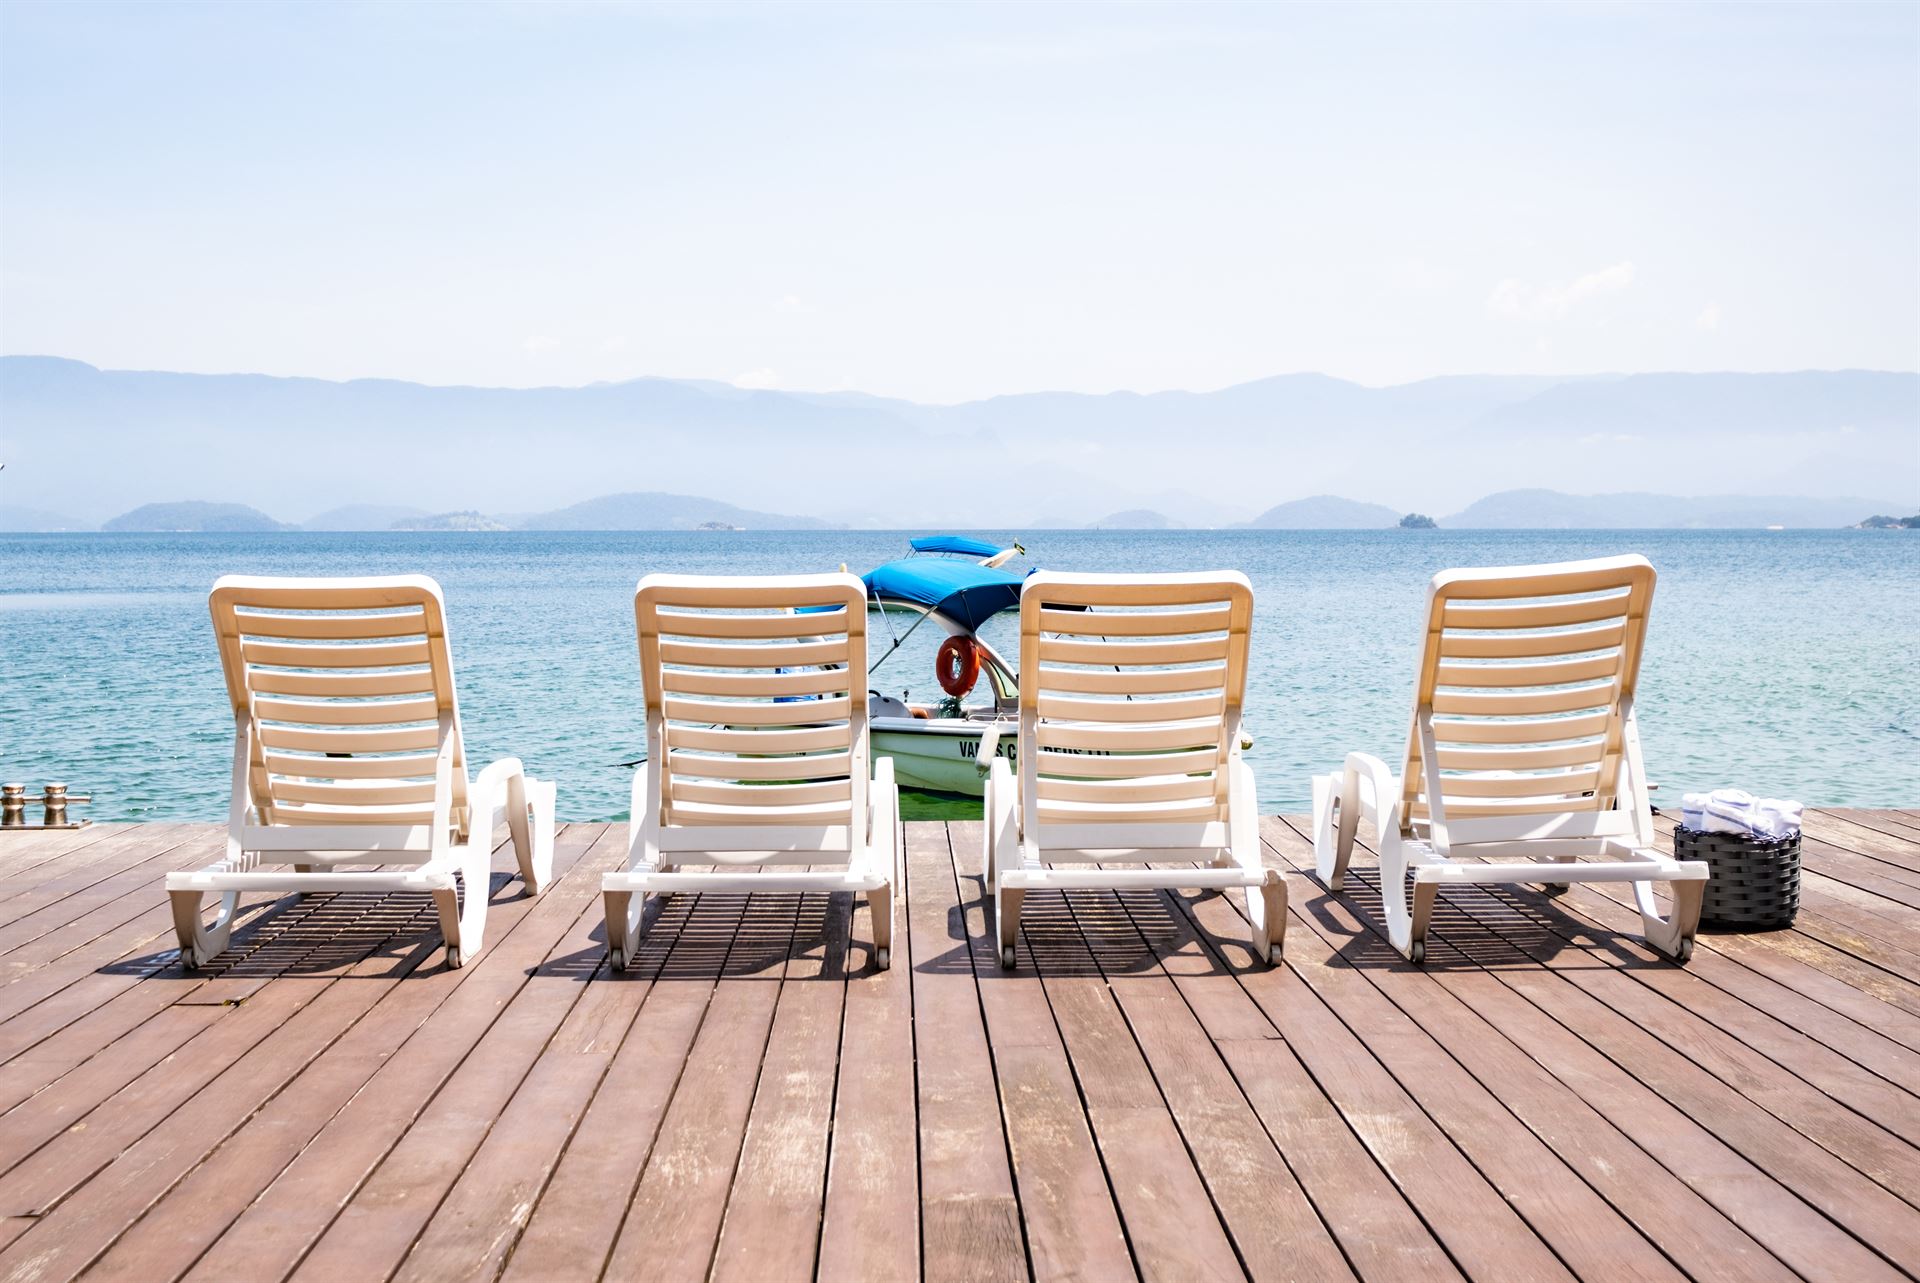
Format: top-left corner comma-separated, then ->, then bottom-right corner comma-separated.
1,1 -> 1914,402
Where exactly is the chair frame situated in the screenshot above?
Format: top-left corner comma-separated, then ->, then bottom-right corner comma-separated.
983,570 -> 1286,968
167,575 -> 555,970
1311,555 -> 1706,962
603,573 -> 898,970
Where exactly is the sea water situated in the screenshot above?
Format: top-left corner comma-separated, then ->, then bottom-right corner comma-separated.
3,530 -> 1915,821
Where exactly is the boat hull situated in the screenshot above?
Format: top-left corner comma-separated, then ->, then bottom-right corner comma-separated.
871,718 -> 1010,797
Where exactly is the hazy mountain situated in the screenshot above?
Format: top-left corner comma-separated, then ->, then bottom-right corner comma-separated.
1444,489 -> 1904,529
4,357 -> 1913,525
304,504 -> 429,530
0,504 -> 92,531
391,510 -> 510,531
1245,495 -> 1401,529
520,490 -> 831,531
1089,509 -> 1180,529
101,501 -> 288,532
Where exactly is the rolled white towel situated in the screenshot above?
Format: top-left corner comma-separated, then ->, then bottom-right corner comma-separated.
1703,788 -> 1757,836
1681,792 -> 1710,830
1750,798 -> 1803,840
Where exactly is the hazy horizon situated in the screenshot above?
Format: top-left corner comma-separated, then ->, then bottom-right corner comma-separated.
2,2 -> 1916,403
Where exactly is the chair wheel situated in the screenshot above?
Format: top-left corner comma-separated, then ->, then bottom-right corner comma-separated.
1407,940 -> 1425,964
446,946 -> 466,969
1000,945 -> 1015,969
874,947 -> 890,970
1269,945 -> 1283,966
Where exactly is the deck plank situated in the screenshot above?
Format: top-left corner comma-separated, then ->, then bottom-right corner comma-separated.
0,815 -> 1916,1282
813,824 -> 918,1283
902,822 -> 1026,1283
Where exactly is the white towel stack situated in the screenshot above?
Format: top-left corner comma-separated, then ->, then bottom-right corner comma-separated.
1680,788 -> 1802,840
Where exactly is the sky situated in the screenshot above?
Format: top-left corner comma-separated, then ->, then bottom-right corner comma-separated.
1,1 -> 1915,404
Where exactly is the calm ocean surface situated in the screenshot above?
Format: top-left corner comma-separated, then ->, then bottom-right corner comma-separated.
3,530 -> 1916,821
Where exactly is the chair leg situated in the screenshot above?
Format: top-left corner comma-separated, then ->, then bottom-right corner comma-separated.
1313,771 -> 1359,891
604,889 -> 647,971
436,847 -> 492,969
508,774 -> 556,894
171,889 -> 239,969
995,885 -> 1024,969
867,886 -> 893,970
1635,877 -> 1705,963
1380,848 -> 1436,963
1247,872 -> 1287,965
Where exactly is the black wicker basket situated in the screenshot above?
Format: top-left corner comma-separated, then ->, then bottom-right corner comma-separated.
1674,825 -> 1801,928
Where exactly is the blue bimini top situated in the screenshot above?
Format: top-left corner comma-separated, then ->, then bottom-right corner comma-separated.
908,534 -> 1007,559
862,557 -> 1026,631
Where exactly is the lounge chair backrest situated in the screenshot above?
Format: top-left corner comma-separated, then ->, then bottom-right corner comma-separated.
635,573 -> 870,849
1403,555 -> 1656,840
209,575 -> 463,841
1018,571 -> 1253,836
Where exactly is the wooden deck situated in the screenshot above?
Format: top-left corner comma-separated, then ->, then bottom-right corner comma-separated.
0,812 -> 1918,1282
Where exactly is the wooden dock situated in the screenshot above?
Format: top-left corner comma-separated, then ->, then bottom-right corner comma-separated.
0,811 -> 1918,1281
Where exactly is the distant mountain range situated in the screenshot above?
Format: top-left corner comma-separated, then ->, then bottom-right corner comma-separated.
9,486 -> 1909,533
1245,495 -> 1404,529
2,356 -> 1912,528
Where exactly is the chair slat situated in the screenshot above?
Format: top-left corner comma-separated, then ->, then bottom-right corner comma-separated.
670,778 -> 852,807
661,667 -> 851,699
247,669 -> 435,698
253,696 -> 441,726
659,638 -> 849,668
263,751 -> 438,779
1037,692 -> 1226,723
1037,663 -> 1226,696
1036,605 -> 1232,637
1038,635 -> 1230,666
654,609 -> 847,640
1431,685 -> 1615,717
663,695 -> 851,726
1440,594 -> 1629,630
273,779 -> 439,807
1439,622 -> 1626,659
665,799 -> 856,826
1035,796 -> 1223,823
257,724 -> 441,753
1036,719 -> 1222,753
1034,747 -> 1219,778
1435,653 -> 1622,689
1411,796 -> 1602,819
271,802 -> 439,824
665,724 -> 851,754
1434,766 -> 1604,798
1433,742 -> 1605,771
232,609 -> 427,640
1428,711 -> 1612,744
241,640 -> 434,669
1036,774 -> 1219,805
667,750 -> 852,781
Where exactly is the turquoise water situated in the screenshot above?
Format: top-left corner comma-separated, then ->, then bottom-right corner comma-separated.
3,530 -> 1916,821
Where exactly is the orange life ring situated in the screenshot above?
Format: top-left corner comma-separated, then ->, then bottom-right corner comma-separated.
936,635 -> 982,697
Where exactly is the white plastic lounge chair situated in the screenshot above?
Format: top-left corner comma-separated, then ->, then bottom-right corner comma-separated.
168,576 -> 556,969
981,571 -> 1285,968
603,573 -> 898,969
1311,555 -> 1707,963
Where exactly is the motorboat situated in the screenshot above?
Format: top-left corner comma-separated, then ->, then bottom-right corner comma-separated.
858,536 -> 1027,796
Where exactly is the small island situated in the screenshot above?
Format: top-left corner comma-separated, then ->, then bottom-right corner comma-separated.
1399,512 -> 1438,529
1855,514 -> 1920,529
696,520 -> 744,531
